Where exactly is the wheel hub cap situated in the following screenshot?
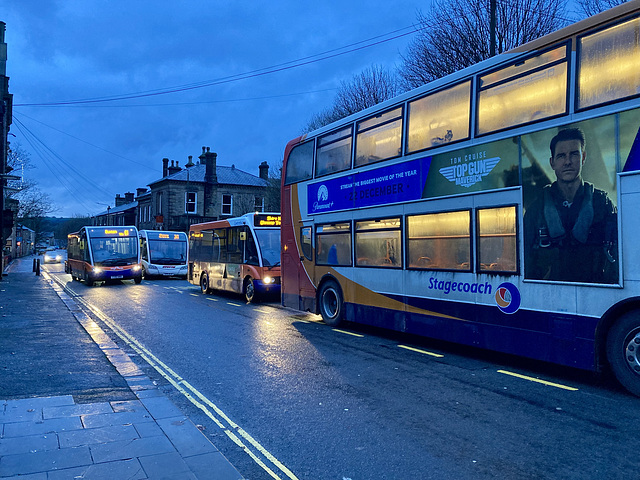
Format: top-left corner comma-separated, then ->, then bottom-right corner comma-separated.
625,331 -> 640,373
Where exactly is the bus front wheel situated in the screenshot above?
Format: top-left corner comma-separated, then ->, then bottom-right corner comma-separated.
318,280 -> 344,327
607,311 -> 640,397
200,274 -> 211,294
244,277 -> 258,303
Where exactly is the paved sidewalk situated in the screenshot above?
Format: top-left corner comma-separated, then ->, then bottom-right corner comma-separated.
0,258 -> 244,479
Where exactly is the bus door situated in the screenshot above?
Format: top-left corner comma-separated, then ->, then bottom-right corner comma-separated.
210,229 -> 226,289
226,227 -> 243,292
283,222 -> 315,311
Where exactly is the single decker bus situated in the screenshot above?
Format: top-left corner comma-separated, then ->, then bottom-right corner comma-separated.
66,226 -> 142,286
188,213 -> 281,302
281,2 -> 640,396
139,230 -> 189,279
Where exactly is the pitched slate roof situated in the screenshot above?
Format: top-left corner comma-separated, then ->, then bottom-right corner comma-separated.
148,164 -> 268,188
94,200 -> 138,217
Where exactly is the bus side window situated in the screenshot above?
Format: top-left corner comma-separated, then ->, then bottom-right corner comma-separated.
301,227 -> 312,261
227,228 -> 243,264
316,223 -> 352,266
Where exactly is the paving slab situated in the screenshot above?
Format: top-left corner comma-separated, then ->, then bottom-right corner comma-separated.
0,445 -> 92,477
0,264 -> 245,480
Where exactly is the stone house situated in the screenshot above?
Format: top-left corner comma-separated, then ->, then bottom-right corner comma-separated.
94,147 -> 273,232
93,192 -> 137,226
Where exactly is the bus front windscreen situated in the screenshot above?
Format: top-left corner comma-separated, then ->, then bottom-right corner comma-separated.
149,239 -> 187,265
255,229 -> 280,266
91,236 -> 138,266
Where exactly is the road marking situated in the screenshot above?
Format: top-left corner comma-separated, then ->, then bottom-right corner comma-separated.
398,345 -> 444,358
333,329 -> 364,338
50,274 -> 298,480
206,297 -> 219,302
190,293 -> 199,297
227,302 -> 242,307
497,370 -> 579,391
255,308 -> 271,314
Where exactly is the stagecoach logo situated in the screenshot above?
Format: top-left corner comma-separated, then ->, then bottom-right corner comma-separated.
495,282 -> 521,315
313,184 -> 334,211
439,156 -> 501,188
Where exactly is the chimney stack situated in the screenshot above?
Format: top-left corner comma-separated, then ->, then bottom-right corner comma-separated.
162,158 -> 169,177
167,160 -> 181,176
185,155 -> 195,168
136,187 -> 147,197
124,192 -> 135,204
259,161 -> 269,180
115,194 -> 125,207
199,146 -> 218,218
200,146 -> 217,184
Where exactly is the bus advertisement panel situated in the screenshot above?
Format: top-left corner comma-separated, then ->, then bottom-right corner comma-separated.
188,213 -> 281,302
280,3 -> 640,396
66,226 -> 142,286
139,230 -> 188,279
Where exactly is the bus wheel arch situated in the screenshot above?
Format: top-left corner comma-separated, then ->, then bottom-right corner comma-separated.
605,307 -> 640,397
317,277 -> 344,327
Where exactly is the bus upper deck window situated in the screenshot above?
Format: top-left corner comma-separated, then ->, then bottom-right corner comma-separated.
285,140 -> 314,185
316,127 -> 353,177
477,46 -> 568,135
407,81 -> 471,153
355,107 -> 403,167
578,16 -> 640,110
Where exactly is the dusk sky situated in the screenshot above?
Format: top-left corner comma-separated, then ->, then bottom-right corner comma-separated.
2,0 -> 433,217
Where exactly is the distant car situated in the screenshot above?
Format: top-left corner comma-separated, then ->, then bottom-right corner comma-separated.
43,250 -> 63,263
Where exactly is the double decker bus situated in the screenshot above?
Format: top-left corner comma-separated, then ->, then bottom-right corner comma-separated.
139,230 -> 189,279
281,2 -> 640,396
66,226 -> 142,286
188,213 -> 281,302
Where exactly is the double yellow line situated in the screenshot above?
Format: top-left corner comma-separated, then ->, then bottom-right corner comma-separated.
51,274 -> 298,480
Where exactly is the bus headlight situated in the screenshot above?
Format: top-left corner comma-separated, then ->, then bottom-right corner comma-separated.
263,276 -> 274,284
93,267 -> 103,275
132,264 -> 142,272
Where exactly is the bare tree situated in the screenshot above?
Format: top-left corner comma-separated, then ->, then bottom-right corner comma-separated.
306,64 -> 402,131
264,159 -> 282,213
6,143 -> 55,241
400,0 -> 567,89
576,0 -> 628,17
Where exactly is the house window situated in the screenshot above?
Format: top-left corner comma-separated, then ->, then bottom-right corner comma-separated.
186,192 -> 197,214
254,196 -> 264,212
157,193 -> 163,215
222,194 -> 233,216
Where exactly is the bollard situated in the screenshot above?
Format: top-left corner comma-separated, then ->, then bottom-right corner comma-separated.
35,259 -> 40,276
33,258 -> 37,272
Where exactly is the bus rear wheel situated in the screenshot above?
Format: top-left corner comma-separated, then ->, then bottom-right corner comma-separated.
607,311 -> 640,397
200,274 -> 211,294
318,280 -> 344,327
